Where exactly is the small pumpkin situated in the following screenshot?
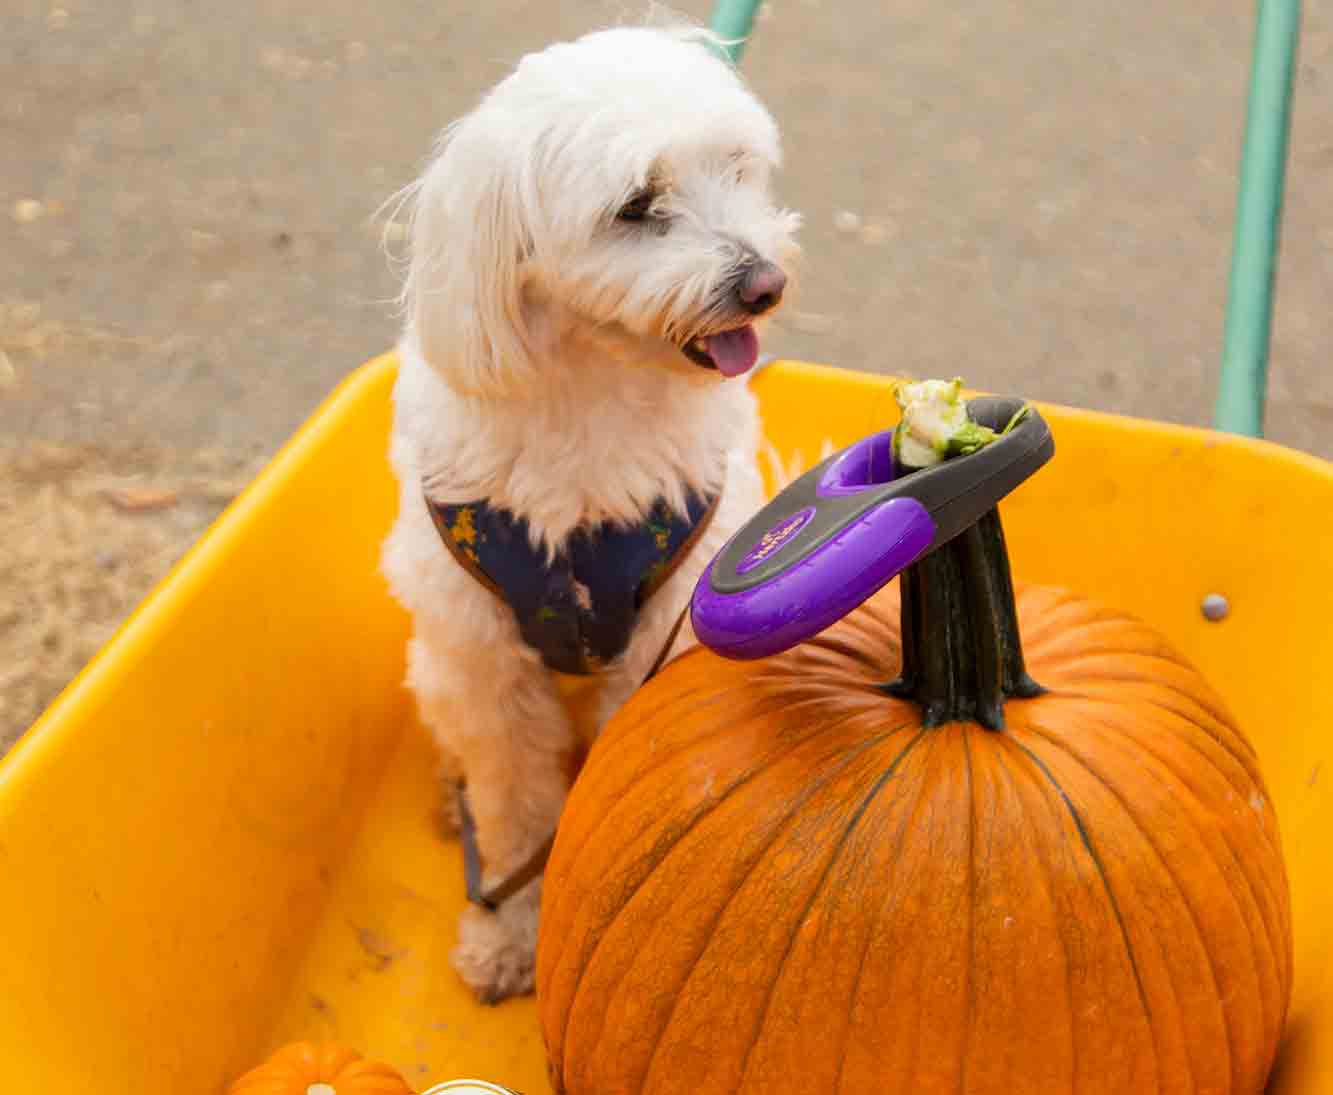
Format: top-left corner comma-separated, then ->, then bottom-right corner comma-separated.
538,477 -> 1292,1093
229,1041 -> 414,1095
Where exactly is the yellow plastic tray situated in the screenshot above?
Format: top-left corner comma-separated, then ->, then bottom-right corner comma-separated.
2,356 -> 1330,1093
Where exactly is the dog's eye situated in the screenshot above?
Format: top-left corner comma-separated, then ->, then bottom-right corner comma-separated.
617,190 -> 656,223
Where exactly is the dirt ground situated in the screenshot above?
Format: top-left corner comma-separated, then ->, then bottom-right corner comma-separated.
3,0 -> 1331,745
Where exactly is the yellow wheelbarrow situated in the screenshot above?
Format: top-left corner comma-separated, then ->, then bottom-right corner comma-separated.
3,1 -> 1328,1091
2,356 -> 1331,1092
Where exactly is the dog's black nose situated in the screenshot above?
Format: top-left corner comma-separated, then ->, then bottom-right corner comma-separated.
738,261 -> 787,315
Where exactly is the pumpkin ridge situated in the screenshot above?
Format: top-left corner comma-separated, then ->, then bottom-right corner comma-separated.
1005,728 -> 1175,1093
992,735 -> 1080,1092
1005,587 -> 1098,647
549,699 -> 918,1027
1055,698 -> 1285,960
1026,616 -> 1193,668
626,725 -> 919,1095
596,675 -> 786,753
1034,642 -> 1194,675
733,727 -> 930,1094
1053,689 -> 1267,811
558,682 -> 882,868
816,609 -> 902,667
960,725 -> 979,1093
1005,734 -> 1161,1075
1059,684 -> 1263,788
750,654 -> 883,700
551,730 -> 790,1083
1014,725 -> 1241,1093
1022,706 -> 1283,1079
830,729 -> 941,1095
895,730 -> 976,1089
1043,673 -> 1258,762
1057,692 -> 1276,873
612,676 -> 742,729
1039,660 -> 1244,746
1087,720 -> 1285,1050
573,688 -> 835,823
1098,698 -> 1285,949
1043,656 -> 1219,697
1115,684 -> 1260,769
228,1043 -> 412,1095
1013,709 -> 1253,1093
563,718 -> 918,1093
801,631 -> 895,675
551,697 -> 914,950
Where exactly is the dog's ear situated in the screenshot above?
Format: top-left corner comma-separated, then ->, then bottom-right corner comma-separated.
405,115 -> 536,395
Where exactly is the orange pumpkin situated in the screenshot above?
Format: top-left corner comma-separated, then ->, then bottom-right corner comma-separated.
537,507 -> 1292,1095
228,1041 -> 414,1095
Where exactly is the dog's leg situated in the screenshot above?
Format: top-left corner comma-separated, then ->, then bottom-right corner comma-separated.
432,748 -> 466,837
406,631 -> 574,1003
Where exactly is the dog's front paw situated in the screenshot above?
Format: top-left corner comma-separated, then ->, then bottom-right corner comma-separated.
451,898 -> 538,1004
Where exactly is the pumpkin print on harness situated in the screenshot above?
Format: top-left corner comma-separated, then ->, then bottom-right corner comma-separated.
536,382 -> 1292,1095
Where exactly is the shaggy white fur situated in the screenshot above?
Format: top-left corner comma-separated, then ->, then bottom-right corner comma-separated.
381,22 -> 799,1002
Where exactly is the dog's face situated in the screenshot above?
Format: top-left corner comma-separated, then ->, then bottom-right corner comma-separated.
405,26 -> 801,394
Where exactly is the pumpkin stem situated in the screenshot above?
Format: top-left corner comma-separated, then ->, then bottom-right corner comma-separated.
884,507 -> 1043,729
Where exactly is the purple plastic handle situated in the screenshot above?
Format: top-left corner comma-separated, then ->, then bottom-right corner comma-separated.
816,429 -> 895,496
690,496 -> 935,660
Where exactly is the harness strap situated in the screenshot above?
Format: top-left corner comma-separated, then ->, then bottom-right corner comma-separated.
426,491 -> 718,676
456,784 -> 556,910
639,494 -> 719,603
439,494 -> 714,910
641,601 -> 692,685
426,499 -> 505,598
453,602 -> 692,910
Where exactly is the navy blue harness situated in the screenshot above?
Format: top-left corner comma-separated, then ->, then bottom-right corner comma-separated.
426,490 -> 718,676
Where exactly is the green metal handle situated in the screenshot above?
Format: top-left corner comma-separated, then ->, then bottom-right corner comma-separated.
1216,0 -> 1302,438
709,0 -> 764,63
711,0 -> 1302,441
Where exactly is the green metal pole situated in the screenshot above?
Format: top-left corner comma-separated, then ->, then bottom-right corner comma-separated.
1215,0 -> 1301,438
709,0 -> 764,63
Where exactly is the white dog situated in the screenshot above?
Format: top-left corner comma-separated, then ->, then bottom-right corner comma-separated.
381,22 -> 799,1003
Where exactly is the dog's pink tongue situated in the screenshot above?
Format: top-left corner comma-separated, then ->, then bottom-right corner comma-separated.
705,325 -> 760,378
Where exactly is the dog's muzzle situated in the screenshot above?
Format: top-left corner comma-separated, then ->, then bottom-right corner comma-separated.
680,259 -> 787,377
735,259 -> 787,315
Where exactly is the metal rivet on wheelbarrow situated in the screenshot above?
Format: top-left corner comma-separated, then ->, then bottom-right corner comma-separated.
1201,593 -> 1231,622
